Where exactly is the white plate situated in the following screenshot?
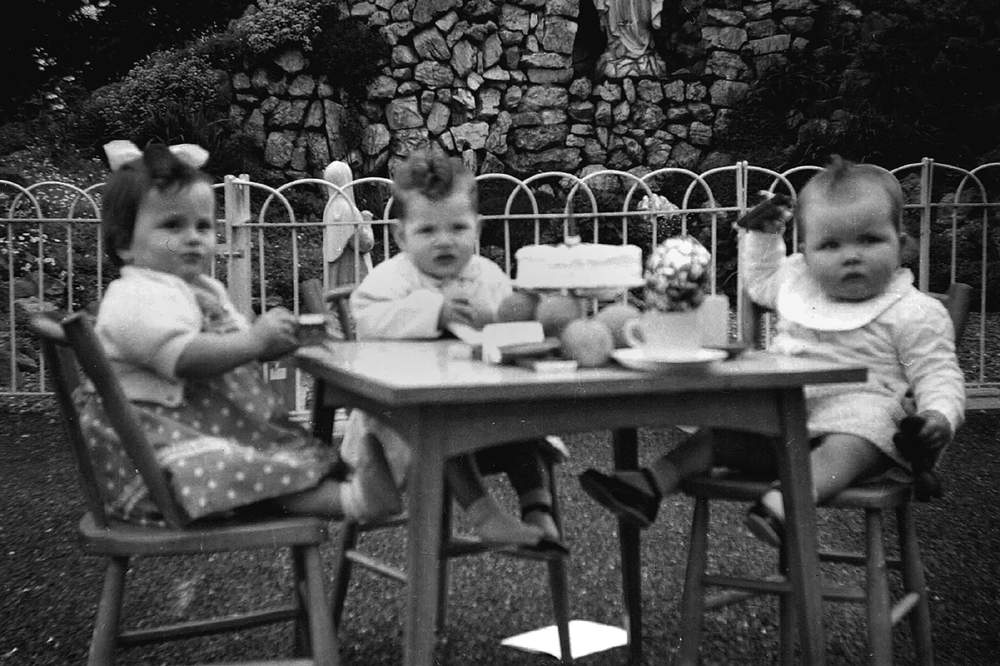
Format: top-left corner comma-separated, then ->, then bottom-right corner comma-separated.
611,347 -> 728,372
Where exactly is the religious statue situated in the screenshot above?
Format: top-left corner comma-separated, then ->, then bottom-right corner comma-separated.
322,160 -> 374,289
593,0 -> 667,78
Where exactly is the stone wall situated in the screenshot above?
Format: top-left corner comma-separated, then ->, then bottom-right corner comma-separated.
228,0 -> 821,180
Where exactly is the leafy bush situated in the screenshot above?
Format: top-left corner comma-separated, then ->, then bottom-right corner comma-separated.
190,32 -> 247,70
83,48 -> 228,139
73,44 -> 259,178
231,0 -> 333,58
72,0 -> 247,92
310,14 -> 391,104
722,0 -> 1000,168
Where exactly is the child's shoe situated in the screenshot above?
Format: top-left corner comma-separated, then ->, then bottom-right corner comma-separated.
893,415 -> 945,501
578,467 -> 661,528
467,495 -> 544,547
744,501 -> 784,549
521,503 -> 568,554
340,434 -> 403,523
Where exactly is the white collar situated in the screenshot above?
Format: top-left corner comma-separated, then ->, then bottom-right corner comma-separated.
775,255 -> 915,331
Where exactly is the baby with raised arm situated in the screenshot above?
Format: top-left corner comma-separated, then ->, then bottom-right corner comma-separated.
340,150 -> 563,549
580,156 -> 965,545
78,141 -> 400,525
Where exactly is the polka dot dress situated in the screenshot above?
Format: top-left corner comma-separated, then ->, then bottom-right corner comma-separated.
76,287 -> 337,524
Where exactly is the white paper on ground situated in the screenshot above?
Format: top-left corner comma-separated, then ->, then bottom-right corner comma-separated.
500,619 -> 628,660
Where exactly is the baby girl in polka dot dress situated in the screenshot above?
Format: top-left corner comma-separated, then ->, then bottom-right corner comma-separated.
76,141 -> 401,526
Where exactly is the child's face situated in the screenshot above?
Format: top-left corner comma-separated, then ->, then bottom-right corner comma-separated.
394,189 -> 478,280
801,186 -> 901,302
119,181 -> 216,283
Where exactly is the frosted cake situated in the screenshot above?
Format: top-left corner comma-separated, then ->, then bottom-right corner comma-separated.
513,241 -> 643,289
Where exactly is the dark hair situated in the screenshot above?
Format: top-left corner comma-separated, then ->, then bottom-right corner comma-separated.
101,144 -> 212,267
391,151 -> 477,221
796,154 -> 904,237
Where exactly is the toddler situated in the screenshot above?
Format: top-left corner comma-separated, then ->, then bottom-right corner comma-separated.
340,150 -> 563,550
77,141 -> 400,525
580,156 -> 965,546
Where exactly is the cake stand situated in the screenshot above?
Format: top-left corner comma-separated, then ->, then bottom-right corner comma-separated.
510,279 -> 645,311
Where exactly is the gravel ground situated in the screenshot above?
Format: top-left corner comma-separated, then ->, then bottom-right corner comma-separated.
1,396 -> 999,665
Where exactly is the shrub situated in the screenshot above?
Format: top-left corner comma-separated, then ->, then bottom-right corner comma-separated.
191,32 -> 247,70
231,0 -> 334,58
74,45 -> 259,178
721,0 -> 1000,167
83,48 -> 228,139
72,0 -> 248,93
310,14 -> 391,104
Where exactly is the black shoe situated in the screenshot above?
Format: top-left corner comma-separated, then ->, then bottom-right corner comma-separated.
745,501 -> 785,548
578,468 -> 661,529
522,536 -> 570,555
520,503 -> 569,555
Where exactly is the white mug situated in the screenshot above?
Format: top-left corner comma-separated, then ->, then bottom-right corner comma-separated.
623,310 -> 701,352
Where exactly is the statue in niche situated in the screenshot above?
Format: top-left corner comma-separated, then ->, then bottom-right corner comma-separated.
593,0 -> 667,78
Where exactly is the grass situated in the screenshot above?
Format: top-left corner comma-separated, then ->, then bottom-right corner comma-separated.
2,397 -> 1000,665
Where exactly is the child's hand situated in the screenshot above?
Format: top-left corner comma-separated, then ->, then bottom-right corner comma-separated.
252,307 -> 300,361
911,410 -> 952,449
735,192 -> 794,234
440,296 -> 496,330
439,295 -> 476,329
469,298 -> 496,329
893,410 -> 952,501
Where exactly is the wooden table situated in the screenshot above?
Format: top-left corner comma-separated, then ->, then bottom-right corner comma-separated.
296,340 -> 866,665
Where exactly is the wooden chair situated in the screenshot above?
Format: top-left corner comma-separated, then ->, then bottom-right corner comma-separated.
302,281 -> 574,663
29,312 -> 339,666
675,282 -> 972,666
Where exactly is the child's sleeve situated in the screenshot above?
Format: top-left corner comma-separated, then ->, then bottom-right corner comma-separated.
738,230 -> 789,310
350,260 -> 444,339
98,279 -> 202,379
895,297 -> 966,435
476,257 -> 514,315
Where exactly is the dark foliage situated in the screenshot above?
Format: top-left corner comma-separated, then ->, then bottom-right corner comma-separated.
721,0 -> 1000,168
0,0 -> 85,120
2,1 -> 246,120
310,12 -> 391,105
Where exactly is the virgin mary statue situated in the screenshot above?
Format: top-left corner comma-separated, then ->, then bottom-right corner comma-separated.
594,0 -> 666,78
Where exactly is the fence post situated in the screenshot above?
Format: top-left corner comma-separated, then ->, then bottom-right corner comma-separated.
917,157 -> 933,291
224,174 -> 253,318
734,160 -> 752,343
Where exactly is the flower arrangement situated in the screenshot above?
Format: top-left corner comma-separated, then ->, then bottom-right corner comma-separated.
637,193 -> 680,224
642,234 -> 712,312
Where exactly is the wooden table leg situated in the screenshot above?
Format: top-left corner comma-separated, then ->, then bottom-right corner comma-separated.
403,412 -> 446,666
775,389 -> 826,665
613,427 -> 643,665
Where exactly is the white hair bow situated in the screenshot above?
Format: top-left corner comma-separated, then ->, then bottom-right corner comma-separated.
103,140 -> 210,171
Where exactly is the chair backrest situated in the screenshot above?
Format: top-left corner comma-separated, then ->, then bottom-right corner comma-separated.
300,278 -> 327,316
298,278 -> 356,341
324,284 -> 358,341
738,282 -> 973,351
29,312 -> 188,529
929,282 -> 972,343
